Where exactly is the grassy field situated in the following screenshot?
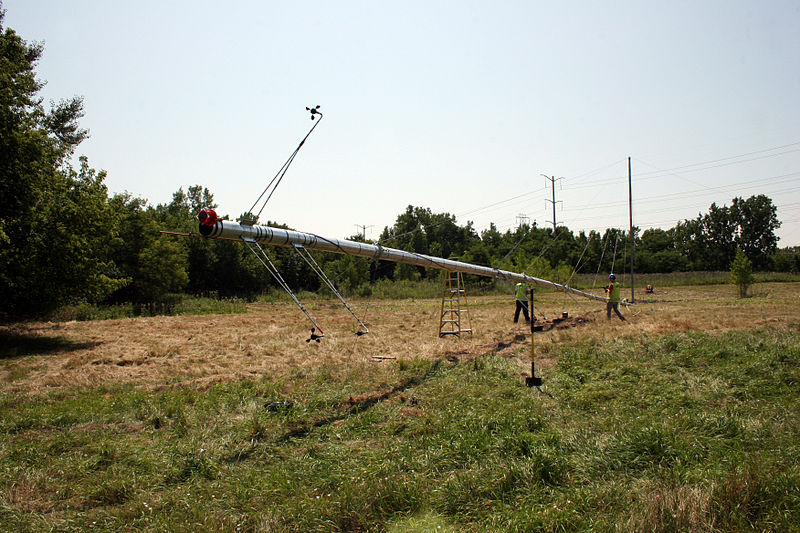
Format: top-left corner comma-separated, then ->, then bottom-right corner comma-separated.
2,282 -> 800,531
49,271 -> 800,321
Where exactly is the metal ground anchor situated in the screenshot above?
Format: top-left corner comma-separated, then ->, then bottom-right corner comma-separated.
526,290 -> 543,387
526,374 -> 543,387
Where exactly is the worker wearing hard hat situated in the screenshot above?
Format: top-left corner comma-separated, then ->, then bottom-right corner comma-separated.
513,279 -> 531,324
605,273 -> 626,321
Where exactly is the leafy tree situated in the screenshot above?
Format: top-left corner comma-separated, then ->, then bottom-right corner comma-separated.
673,218 -> 706,270
667,195 -> 781,272
0,10 -> 121,315
461,240 -> 491,268
599,228 -> 628,275
211,239 -> 265,296
640,228 -> 672,255
731,195 -> 780,270
153,186 -> 216,293
524,256 -> 552,280
136,238 -> 189,312
379,205 -> 480,280
701,202 -> 737,269
730,249 -> 754,298
637,228 -> 686,273
770,247 -> 800,273
480,223 -> 503,255
107,193 -> 165,303
325,252 -> 372,295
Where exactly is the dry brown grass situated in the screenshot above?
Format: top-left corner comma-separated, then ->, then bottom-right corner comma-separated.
623,482 -> 715,533
3,282 -> 799,395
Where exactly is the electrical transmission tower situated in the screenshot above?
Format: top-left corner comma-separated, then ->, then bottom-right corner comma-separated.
354,224 -> 373,240
541,174 -> 563,231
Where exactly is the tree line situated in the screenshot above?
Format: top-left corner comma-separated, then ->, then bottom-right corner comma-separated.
1,9 -> 795,317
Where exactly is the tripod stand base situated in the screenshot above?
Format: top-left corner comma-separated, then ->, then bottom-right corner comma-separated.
526,376 -> 543,387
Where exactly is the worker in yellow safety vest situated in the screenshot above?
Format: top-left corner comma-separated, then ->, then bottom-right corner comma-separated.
605,273 -> 626,321
513,279 -> 530,323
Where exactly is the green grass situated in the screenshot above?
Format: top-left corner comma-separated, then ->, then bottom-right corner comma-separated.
569,270 -> 800,290
44,271 -> 800,323
51,295 -> 251,321
2,327 -> 800,531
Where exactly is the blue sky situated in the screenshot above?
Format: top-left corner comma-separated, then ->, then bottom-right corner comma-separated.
5,0 -> 800,246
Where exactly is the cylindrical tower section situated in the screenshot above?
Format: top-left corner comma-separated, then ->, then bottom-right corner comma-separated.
198,219 -> 608,303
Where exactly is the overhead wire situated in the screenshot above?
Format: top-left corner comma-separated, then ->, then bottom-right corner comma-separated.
632,142 -> 800,178
247,107 -> 323,223
610,233 -> 620,277
561,170 -> 800,211
550,141 -> 800,235
244,240 -> 324,338
470,141 -> 800,227
564,234 -> 593,287
591,230 -> 611,291
568,158 -> 628,184
292,244 -> 369,335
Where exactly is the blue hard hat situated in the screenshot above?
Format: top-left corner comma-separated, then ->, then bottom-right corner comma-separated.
609,273 -> 616,279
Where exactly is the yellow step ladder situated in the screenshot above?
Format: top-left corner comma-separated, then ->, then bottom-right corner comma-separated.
439,271 -> 472,337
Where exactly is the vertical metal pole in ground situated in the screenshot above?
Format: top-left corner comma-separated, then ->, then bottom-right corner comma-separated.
526,288 -> 542,387
628,156 -> 635,303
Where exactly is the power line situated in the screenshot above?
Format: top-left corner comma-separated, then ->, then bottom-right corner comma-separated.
379,141 -> 800,249
559,170 -> 800,213
464,141 -> 800,212
541,174 -> 563,230
568,158 -> 628,184
633,141 -> 800,177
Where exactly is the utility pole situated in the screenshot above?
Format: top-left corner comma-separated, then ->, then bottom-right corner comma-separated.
516,213 -> 530,228
541,174 -> 563,231
354,224 -> 373,240
628,157 -> 635,303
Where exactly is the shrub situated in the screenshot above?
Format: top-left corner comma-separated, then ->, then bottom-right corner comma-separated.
730,249 -> 754,298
